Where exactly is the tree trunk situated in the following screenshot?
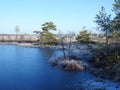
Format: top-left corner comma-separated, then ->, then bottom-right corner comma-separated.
106,30 -> 108,55
68,37 -> 72,55
61,40 -> 65,59
116,38 -> 119,60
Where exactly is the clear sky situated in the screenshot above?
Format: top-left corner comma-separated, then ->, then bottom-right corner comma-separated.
0,0 -> 115,34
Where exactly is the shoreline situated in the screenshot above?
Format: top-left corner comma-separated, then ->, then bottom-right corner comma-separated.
1,42 -> 120,89
0,42 -> 70,49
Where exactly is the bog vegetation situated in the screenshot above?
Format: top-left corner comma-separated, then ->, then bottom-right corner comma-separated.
33,0 -> 120,81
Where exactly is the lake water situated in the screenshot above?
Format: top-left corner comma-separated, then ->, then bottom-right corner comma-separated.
0,45 -> 93,90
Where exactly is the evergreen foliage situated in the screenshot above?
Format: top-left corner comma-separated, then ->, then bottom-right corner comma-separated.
33,21 -> 57,45
76,30 -> 91,43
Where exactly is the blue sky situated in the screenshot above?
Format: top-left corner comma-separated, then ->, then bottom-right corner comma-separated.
0,0 -> 114,34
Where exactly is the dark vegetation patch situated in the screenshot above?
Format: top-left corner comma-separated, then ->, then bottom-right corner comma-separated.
89,43 -> 120,81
